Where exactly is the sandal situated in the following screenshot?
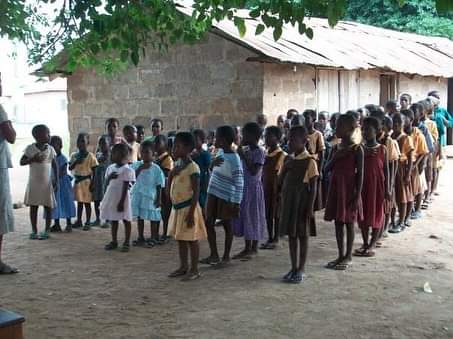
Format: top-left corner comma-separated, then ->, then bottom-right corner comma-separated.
146,238 -> 158,247
82,225 -> 91,231
168,269 -> 187,278
132,238 -> 147,247
105,241 -> 118,250
65,225 -> 73,233
199,257 -> 221,265
325,259 -> 341,269
0,263 -> 19,274
335,262 -> 350,270
29,232 -> 39,240
376,241 -> 383,248
100,222 -> 110,229
181,272 -> 201,281
282,270 -> 294,282
72,221 -> 82,229
38,232 -> 50,240
260,242 -> 276,250
289,271 -> 305,284
232,250 -> 251,260
353,247 -> 367,256
120,243 -> 130,252
50,225 -> 62,233
362,249 -> 375,257
213,260 -> 230,269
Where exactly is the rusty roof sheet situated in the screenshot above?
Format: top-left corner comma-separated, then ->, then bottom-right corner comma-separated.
177,1 -> 453,77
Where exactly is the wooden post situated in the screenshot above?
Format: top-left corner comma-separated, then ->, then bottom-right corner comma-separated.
0,309 -> 25,339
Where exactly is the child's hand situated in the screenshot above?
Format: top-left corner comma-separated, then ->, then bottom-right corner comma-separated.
32,152 -> 46,163
89,181 -> 95,192
211,157 -> 224,168
117,201 -> 124,212
52,180 -> 58,193
108,172 -> 119,181
185,212 -> 195,228
154,198 -> 161,209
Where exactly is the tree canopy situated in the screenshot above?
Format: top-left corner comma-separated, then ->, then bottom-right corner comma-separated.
0,0 -> 452,74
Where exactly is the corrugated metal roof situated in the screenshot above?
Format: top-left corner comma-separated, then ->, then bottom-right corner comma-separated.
177,1 -> 453,77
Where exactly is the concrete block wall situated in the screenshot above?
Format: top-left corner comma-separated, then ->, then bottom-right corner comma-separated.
398,74 -> 448,107
67,33 -> 263,150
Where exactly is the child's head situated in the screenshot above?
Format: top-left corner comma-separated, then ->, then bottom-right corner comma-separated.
242,122 -> 262,146
50,135 -> 63,153
140,140 -> 154,163
362,117 -> 380,143
207,130 -> 215,145
135,124 -> 145,143
150,118 -> 163,136
400,109 -> 414,134
345,110 -> 360,128
357,108 -> 369,125
410,103 -> 423,124
392,113 -> 404,133
192,129 -> 207,150
382,116 -> 393,134
76,133 -> 90,151
286,109 -> 299,121
335,114 -> 356,139
154,134 -> 168,154
111,143 -> 130,165
256,113 -> 268,129
215,125 -> 235,149
291,114 -> 303,127
288,125 -> 308,155
277,115 -> 285,129
123,125 -> 137,143
422,99 -> 434,118
173,132 -> 195,159
98,135 -> 109,154
318,112 -> 328,130
329,112 -> 341,131
264,126 -> 282,149
385,100 -> 398,115
303,109 -> 317,130
400,93 -> 412,110
32,124 -> 50,144
105,118 -> 120,137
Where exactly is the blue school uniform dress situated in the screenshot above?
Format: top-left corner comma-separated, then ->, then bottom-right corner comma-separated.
52,154 -> 76,219
192,149 -> 211,208
131,161 -> 165,221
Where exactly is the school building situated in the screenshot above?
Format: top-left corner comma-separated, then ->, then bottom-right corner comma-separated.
46,2 -> 453,149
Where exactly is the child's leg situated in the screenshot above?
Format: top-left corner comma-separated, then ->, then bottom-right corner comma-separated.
359,226 -> 369,250
344,222 -> 355,263
151,221 -> 159,241
188,241 -> 200,275
274,216 -> 280,243
251,240 -> 258,253
288,236 -> 298,272
123,221 -> 131,245
334,221 -> 344,261
405,201 -> 414,222
233,239 -> 253,259
84,203 -> 92,224
137,218 -> 145,240
94,201 -> 101,222
204,217 -> 220,261
110,221 -> 119,243
297,234 -> 308,274
368,228 -> 380,251
266,215 -> 274,243
398,202 -> 407,225
44,207 -> 52,232
30,206 -> 38,234
169,241 -> 189,277
76,202 -> 83,226
222,220 -> 233,262
66,218 -> 72,226
414,194 -> 422,214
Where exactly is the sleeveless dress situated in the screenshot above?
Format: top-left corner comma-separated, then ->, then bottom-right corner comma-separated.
279,154 -> 319,237
394,133 -> 414,204
324,144 -> 363,224
263,148 -> 286,226
192,150 -> 211,208
52,154 -> 76,219
93,152 -> 109,202
359,145 -> 385,229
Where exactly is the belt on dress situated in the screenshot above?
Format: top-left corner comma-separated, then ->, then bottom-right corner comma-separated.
74,175 -> 91,184
172,198 -> 193,210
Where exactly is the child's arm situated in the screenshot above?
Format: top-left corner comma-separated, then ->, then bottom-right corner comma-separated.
20,151 -> 44,166
117,181 -> 130,212
155,185 -> 162,208
52,158 -> 59,191
239,148 -> 263,176
317,150 -> 324,178
89,166 -> 97,192
69,157 -> 82,171
383,147 -> 390,199
59,163 -> 67,178
185,175 -> 200,228
307,176 -> 318,219
405,150 -> 414,184
351,146 -> 364,208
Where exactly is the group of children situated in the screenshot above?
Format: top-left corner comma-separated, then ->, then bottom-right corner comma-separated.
20,91 -> 448,282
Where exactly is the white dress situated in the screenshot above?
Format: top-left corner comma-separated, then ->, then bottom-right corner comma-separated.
100,164 -> 135,221
23,144 -> 56,208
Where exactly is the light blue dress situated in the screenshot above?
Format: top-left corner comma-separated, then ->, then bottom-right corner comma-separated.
131,161 -> 165,221
0,104 -> 14,235
52,154 -> 76,219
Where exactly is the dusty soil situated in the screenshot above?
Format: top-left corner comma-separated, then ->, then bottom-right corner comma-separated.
1,162 -> 453,339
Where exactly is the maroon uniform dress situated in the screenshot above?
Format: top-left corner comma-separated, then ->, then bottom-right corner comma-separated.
324,144 -> 363,224
359,144 -> 385,229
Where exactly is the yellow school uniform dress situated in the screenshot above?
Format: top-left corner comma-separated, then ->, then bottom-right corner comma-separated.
409,127 -> 429,196
71,152 -> 98,203
167,161 -> 207,241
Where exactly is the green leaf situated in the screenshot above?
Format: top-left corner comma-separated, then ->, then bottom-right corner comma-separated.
234,17 -> 246,37
273,25 -> 282,41
249,9 -> 260,18
255,23 -> 265,35
306,27 -> 313,39
120,50 -> 129,62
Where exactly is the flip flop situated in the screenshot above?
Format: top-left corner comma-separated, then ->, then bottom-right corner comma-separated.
0,263 -> 19,274
29,232 -> 39,240
362,250 -> 375,257
289,271 -> 305,284
38,232 -> 50,240
325,260 -> 340,269
335,263 -> 349,270
213,260 -> 230,269
168,269 -> 187,278
282,270 -> 294,282
353,248 -> 368,257
105,241 -> 118,250
199,257 -> 221,265
260,242 -> 276,250
120,243 -> 130,252
50,225 -> 62,233
181,272 -> 201,281
132,238 -> 147,247
376,241 -> 383,248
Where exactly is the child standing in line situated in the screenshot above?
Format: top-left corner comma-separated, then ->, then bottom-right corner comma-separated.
104,118 -> 124,149
20,125 -> 58,240
49,136 -> 75,233
324,114 -> 364,271
232,122 -> 266,260
379,116 -> 400,236
354,117 -> 389,257
401,109 -> 429,226
146,118 -> 163,142
131,140 -> 165,247
389,114 -> 414,233
261,126 -> 287,250
135,124 -> 146,144
191,129 -> 212,212
201,126 -> 244,267
167,132 -> 207,281
102,144 -> 136,252
93,136 -> 110,228
422,99 -> 439,204
154,134 -> 174,242
303,109 -> 325,236
123,125 -> 140,163
69,133 -> 98,230
279,126 -> 318,283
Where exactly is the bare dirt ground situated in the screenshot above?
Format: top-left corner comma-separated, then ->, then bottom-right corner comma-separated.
1,161 -> 453,339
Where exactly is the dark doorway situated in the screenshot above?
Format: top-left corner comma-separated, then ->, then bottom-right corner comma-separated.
447,78 -> 453,145
380,74 -> 396,106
